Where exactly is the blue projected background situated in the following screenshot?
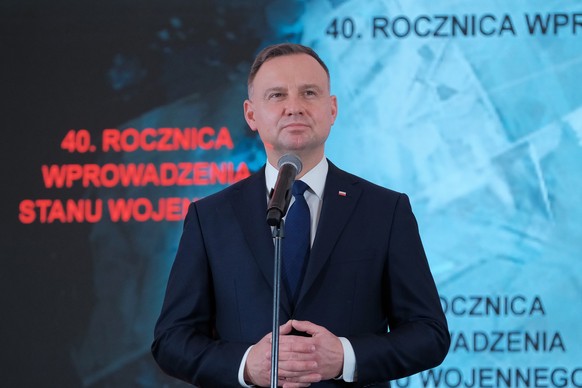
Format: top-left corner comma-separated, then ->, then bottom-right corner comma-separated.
2,1 -> 581,387
313,1 -> 582,386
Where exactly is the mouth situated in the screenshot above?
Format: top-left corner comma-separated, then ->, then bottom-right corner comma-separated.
281,122 -> 310,130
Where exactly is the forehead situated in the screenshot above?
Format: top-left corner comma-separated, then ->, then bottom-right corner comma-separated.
252,53 -> 329,90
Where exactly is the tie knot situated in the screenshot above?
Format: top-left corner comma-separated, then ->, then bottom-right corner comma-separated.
292,180 -> 309,197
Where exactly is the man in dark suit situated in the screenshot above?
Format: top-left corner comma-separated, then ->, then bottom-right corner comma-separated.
152,43 -> 450,387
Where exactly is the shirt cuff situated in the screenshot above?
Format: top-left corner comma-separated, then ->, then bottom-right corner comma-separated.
238,345 -> 255,387
337,337 -> 357,382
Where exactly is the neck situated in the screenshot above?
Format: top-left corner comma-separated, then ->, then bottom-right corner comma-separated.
268,150 -> 324,179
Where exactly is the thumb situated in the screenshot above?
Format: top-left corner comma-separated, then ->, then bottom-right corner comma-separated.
267,321 -> 293,342
279,320 -> 294,335
291,319 -> 319,335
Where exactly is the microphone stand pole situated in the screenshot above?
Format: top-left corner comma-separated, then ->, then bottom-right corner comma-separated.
270,220 -> 284,388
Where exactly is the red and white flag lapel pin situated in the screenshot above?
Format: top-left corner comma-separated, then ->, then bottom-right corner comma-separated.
338,190 -> 347,197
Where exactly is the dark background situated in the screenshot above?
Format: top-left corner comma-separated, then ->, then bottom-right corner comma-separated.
1,1 -> 288,386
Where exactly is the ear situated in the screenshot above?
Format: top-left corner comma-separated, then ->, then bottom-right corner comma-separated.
330,95 -> 338,124
243,99 -> 258,131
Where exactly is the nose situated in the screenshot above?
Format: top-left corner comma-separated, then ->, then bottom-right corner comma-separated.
285,94 -> 305,116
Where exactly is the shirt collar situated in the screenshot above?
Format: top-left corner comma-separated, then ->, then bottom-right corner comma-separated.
265,156 -> 328,200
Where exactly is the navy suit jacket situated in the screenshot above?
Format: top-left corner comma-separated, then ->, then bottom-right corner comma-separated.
152,161 -> 449,387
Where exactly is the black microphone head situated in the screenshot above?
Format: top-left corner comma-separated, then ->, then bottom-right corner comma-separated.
278,154 -> 302,175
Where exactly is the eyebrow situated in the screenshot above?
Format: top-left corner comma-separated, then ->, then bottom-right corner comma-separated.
301,83 -> 322,89
262,84 -> 325,98
263,86 -> 287,98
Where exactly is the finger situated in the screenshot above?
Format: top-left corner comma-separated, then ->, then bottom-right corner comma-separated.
278,359 -> 318,374
282,381 -> 313,388
278,349 -> 318,364
281,372 -> 322,386
279,378 -> 312,388
278,341 -> 316,354
290,320 -> 320,336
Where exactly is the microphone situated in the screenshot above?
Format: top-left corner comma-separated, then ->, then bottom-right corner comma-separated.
266,154 -> 302,227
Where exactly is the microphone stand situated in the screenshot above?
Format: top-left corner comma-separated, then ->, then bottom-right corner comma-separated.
266,154 -> 301,387
270,220 -> 284,388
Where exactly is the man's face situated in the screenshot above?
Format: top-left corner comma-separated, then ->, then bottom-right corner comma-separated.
244,53 -> 337,165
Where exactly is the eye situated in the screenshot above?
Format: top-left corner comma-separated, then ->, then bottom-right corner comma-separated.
268,92 -> 285,100
304,89 -> 318,97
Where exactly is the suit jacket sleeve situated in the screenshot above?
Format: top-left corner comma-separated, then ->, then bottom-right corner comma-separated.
151,202 -> 250,387
348,193 -> 450,383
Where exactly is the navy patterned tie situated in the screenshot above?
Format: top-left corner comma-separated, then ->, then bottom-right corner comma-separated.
282,180 -> 311,305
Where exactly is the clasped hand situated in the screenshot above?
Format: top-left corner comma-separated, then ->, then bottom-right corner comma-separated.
244,320 -> 344,387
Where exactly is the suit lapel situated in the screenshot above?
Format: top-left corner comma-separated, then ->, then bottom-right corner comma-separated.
297,162 -> 362,306
230,167 -> 293,315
